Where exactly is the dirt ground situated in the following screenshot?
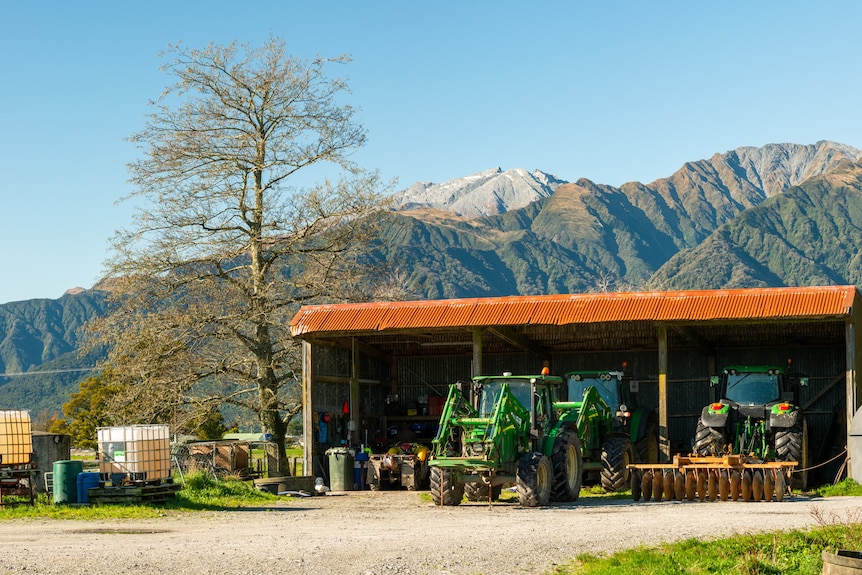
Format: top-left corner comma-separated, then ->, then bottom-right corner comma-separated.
1,490 -> 859,575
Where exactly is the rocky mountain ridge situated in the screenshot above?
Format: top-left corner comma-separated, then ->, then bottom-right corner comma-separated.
3,140 -> 861,415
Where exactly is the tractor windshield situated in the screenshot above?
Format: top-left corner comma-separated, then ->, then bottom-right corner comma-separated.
567,375 -> 621,408
477,378 -> 532,416
725,372 -> 781,405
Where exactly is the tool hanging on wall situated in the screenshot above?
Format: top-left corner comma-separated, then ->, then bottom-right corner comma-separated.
317,412 -> 330,444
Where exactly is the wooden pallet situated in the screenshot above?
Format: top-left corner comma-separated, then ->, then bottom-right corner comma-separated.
87,482 -> 182,504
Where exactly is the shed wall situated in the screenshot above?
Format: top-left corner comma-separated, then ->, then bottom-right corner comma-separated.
305,328 -> 851,483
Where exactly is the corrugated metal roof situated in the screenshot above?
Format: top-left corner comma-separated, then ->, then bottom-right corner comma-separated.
289,286 -> 860,338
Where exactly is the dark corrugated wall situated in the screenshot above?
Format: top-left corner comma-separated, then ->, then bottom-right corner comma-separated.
309,337 -> 847,481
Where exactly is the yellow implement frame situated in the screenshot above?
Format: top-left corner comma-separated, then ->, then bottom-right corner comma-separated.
628,455 -> 798,502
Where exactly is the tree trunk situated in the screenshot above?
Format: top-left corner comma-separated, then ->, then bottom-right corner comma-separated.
260,377 -> 290,476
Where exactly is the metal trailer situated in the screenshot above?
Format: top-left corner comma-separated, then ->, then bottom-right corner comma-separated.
367,452 -> 428,490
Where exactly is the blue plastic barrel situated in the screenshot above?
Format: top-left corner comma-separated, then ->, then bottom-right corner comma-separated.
53,460 -> 83,504
354,451 -> 369,490
76,471 -> 101,503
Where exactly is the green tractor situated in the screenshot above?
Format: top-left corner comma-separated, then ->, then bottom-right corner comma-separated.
428,372 -> 583,507
561,371 -> 659,492
693,365 -> 809,488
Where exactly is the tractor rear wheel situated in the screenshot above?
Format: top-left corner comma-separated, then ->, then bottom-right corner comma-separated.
637,420 -> 660,463
601,436 -> 634,492
775,417 -> 808,490
429,467 -> 463,506
517,452 -> 552,507
551,429 -> 583,502
693,418 -> 726,456
464,481 -> 502,502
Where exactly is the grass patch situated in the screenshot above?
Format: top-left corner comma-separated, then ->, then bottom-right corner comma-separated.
166,471 -> 279,509
553,511 -> 862,575
816,478 -> 862,497
0,492 -> 168,519
0,472 -> 280,519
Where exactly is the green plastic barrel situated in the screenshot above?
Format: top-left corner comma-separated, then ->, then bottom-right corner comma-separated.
325,447 -> 354,491
53,459 -> 83,504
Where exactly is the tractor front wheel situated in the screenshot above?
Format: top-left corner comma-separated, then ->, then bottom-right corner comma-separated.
693,418 -> 726,456
551,429 -> 583,502
429,467 -> 464,506
775,417 -> 809,490
601,436 -> 634,492
517,452 -> 552,507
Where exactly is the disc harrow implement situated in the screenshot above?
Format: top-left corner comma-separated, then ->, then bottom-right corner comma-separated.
628,455 -> 797,502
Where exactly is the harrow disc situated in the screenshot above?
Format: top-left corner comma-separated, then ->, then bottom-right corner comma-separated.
662,471 -> 675,501
730,470 -> 741,501
752,470 -> 764,502
719,469 -> 729,501
775,471 -> 787,502
651,469 -> 663,501
630,468 -> 642,502
641,470 -> 653,502
763,470 -> 774,501
741,470 -> 752,501
684,470 -> 696,501
674,471 -> 685,501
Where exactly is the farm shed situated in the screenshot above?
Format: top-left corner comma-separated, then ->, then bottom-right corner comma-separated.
289,285 -> 862,485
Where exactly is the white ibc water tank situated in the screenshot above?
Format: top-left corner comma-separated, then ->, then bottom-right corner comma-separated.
97,424 -> 171,481
0,410 -> 33,466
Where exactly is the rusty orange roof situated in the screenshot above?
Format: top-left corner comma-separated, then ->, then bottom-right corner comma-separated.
289,286 -> 860,338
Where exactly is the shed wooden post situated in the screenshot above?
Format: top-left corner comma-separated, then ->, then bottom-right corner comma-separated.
657,325 -> 670,462
302,340 -> 314,478
350,337 -> 361,447
472,328 -> 483,377
849,308 -> 862,479
848,319 -> 859,440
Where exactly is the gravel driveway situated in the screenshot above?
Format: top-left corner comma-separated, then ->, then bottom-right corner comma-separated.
2,491 -> 859,575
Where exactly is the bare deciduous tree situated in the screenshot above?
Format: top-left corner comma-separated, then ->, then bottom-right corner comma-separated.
87,37 -> 390,473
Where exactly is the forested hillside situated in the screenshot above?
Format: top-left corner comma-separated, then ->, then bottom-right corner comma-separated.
4,141 -> 862,416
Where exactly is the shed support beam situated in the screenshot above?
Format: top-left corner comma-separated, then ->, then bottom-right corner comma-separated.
671,325 -> 714,355
472,328 -> 483,377
658,325 -> 670,463
301,340 -> 314,478
486,326 -> 548,358
350,338 -> 360,448
332,337 -> 391,363
848,320 -> 858,455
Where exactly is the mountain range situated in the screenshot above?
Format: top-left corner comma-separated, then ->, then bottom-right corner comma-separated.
3,140 -> 862,417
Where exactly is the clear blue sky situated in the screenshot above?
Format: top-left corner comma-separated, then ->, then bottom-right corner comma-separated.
2,1 -> 861,305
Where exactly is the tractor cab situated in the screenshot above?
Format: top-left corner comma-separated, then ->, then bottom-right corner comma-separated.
566,371 -> 627,409
708,365 -> 808,419
473,372 -> 564,443
565,370 -> 639,432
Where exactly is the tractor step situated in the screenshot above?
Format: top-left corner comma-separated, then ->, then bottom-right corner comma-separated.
628,455 -> 798,502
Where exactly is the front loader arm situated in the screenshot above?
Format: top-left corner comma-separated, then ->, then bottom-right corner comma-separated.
555,385 -> 612,445
431,383 -> 477,457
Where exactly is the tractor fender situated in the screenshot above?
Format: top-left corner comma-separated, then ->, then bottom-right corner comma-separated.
699,405 -> 729,429
627,408 -> 644,443
629,408 -> 657,444
769,409 -> 800,430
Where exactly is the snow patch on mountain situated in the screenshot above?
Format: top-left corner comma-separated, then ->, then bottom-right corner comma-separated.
392,167 -> 567,218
